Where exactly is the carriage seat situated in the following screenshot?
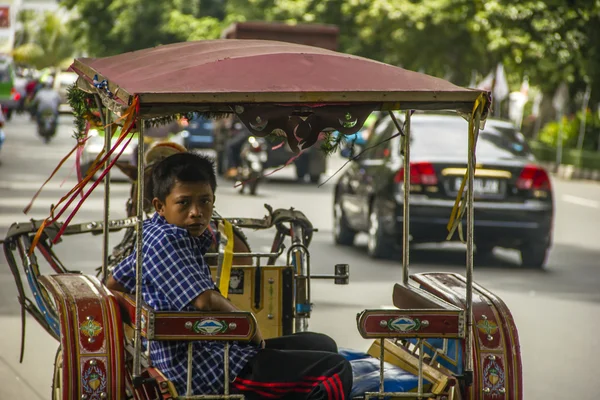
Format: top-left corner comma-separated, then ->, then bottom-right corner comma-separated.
340,348 -> 433,398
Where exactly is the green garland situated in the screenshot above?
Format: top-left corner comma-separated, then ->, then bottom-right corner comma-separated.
67,83 -> 102,141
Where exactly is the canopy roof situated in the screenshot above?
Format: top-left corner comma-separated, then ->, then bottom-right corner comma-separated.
70,39 -> 489,118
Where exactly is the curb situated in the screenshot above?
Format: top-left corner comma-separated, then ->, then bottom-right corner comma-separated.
539,161 -> 600,182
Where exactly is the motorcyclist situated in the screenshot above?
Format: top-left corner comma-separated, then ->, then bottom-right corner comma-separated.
224,120 -> 251,177
31,79 -> 60,125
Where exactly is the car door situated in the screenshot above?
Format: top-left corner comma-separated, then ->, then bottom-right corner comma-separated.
351,117 -> 399,230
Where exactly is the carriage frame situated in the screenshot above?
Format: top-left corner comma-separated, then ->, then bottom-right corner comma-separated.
3,38 -> 523,400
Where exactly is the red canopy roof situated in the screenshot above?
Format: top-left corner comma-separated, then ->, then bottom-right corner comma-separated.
70,39 -> 488,116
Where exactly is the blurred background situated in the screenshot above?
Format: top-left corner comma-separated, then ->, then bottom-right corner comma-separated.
0,1 -> 599,399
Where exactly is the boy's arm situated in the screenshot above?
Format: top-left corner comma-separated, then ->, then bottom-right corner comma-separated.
106,275 -> 130,293
192,290 -> 264,346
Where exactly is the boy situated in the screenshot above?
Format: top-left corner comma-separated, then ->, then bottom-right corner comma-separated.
107,152 -> 353,399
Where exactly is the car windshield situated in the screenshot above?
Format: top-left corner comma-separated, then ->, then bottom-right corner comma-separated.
408,116 -> 533,159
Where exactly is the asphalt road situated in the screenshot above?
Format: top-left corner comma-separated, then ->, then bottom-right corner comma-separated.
0,114 -> 598,399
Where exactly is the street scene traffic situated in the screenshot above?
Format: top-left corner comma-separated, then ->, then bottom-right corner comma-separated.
1,1 -> 600,400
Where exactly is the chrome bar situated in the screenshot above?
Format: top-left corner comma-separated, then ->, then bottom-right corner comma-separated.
205,251 -> 281,259
133,120 -> 145,379
187,342 -> 194,396
288,238 -> 310,333
306,274 -> 349,280
101,107 -> 112,284
418,339 -> 424,398
402,110 -> 411,284
465,107 -> 482,379
224,342 -> 230,395
379,338 -> 385,393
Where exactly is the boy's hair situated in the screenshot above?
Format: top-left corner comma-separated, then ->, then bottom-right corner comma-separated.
151,152 -> 217,201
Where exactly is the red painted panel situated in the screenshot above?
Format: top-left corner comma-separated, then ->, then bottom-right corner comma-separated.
358,311 -> 462,338
411,273 -> 523,400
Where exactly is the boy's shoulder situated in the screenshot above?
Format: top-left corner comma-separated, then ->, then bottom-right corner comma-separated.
143,214 -> 190,243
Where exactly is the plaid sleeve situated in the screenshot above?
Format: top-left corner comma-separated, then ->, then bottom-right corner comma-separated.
146,233 -> 215,311
112,253 -> 136,293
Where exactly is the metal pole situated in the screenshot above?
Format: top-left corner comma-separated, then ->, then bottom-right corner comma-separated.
187,342 -> 193,396
576,83 -> 591,152
101,107 -> 112,284
133,120 -> 145,380
555,110 -> 564,172
402,111 -> 411,284
465,106 -> 482,382
224,342 -> 230,395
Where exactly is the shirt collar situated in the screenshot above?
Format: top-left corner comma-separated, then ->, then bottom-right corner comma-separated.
151,213 -> 214,254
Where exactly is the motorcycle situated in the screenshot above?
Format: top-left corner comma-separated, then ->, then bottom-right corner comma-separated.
37,110 -> 58,143
236,135 -> 268,195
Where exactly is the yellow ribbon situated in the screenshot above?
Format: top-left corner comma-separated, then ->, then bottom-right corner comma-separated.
446,93 -> 487,241
218,219 -> 235,298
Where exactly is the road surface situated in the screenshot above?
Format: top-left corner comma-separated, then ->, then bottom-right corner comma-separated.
0,114 -> 598,399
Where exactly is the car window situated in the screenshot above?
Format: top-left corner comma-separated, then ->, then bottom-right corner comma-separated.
405,117 -> 533,159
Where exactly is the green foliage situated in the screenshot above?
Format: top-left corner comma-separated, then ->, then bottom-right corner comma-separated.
538,110 -> 600,151
67,84 -> 101,140
12,11 -> 78,69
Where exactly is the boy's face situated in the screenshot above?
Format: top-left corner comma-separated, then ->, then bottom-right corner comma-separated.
153,180 -> 214,237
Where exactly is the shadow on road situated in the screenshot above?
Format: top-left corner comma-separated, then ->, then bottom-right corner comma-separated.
325,239 -> 600,303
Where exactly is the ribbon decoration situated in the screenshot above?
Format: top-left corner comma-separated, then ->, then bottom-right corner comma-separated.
217,220 -> 235,298
446,93 -> 487,242
22,130 -> 92,215
93,74 -> 114,98
28,96 -> 140,254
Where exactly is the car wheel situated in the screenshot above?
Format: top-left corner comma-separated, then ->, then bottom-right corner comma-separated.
333,200 -> 355,246
367,203 -> 394,259
520,241 -> 549,269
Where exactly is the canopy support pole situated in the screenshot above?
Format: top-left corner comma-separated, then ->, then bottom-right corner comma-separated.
96,96 -> 112,284
465,106 -> 482,384
133,120 -> 145,382
401,111 -> 411,284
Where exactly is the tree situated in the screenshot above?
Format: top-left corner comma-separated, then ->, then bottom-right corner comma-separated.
12,11 -> 78,69
473,0 -> 600,103
60,0 -> 231,56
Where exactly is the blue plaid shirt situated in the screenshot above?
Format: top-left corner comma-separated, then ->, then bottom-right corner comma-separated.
113,213 -> 259,395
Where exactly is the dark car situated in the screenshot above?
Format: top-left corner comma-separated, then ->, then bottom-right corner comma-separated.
333,113 -> 554,268
181,115 -> 214,149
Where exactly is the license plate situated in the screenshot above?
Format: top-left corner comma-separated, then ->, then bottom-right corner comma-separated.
454,178 -> 500,195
